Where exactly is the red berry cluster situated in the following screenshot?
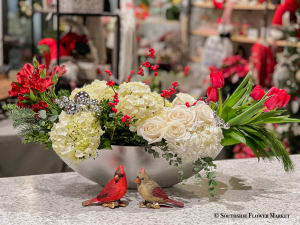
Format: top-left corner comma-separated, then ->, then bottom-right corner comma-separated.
106,80 -> 115,87
121,114 -> 131,126
160,81 -> 178,99
130,48 -> 160,80
148,48 -> 155,58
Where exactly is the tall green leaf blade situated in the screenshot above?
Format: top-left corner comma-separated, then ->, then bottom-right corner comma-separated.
228,97 -> 267,126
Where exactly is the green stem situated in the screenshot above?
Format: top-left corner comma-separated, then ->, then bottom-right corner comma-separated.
218,88 -> 223,116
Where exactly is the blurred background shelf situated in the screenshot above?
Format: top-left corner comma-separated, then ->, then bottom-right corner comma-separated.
192,1 -> 276,11
192,30 -> 300,47
137,17 -> 180,26
191,56 -> 201,63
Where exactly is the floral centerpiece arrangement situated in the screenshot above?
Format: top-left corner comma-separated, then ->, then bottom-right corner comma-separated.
4,48 -> 300,196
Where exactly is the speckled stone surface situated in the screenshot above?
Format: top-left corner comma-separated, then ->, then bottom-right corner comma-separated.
0,155 -> 300,225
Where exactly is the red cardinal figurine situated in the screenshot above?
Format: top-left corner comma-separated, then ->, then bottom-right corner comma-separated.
136,168 -> 184,209
82,164 -> 128,208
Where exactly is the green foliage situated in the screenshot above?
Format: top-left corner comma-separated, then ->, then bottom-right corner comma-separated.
193,157 -> 218,197
57,89 -> 70,98
97,99 -> 146,149
3,104 -> 52,148
219,73 -> 300,171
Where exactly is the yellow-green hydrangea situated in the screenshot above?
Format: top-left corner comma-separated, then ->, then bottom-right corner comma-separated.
50,111 -> 104,162
117,82 -> 165,127
70,80 -> 114,101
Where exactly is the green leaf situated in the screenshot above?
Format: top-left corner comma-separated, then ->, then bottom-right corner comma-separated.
33,56 -> 39,69
98,138 -> 112,150
232,79 -> 254,108
49,115 -> 58,122
222,73 -> 250,109
29,89 -> 38,102
227,128 -> 247,144
253,116 -> 300,125
38,110 -> 47,119
52,74 -> 59,85
40,68 -> 46,79
221,129 -> 241,146
227,96 -> 268,126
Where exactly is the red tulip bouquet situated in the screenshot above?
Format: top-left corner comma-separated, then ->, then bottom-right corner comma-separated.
207,70 -> 299,174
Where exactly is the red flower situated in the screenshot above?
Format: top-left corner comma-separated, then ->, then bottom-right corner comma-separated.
31,100 -> 49,112
104,70 -> 113,77
251,85 -> 265,101
121,114 -> 131,123
148,48 -> 155,58
277,89 -> 290,108
172,81 -> 178,88
150,65 -> 159,71
138,66 -> 144,76
265,96 -> 280,111
210,71 -> 224,88
130,69 -> 135,74
169,88 -> 176,95
183,66 -> 190,77
160,90 -> 171,98
126,75 -> 132,83
111,107 -> 118,113
264,87 -> 291,111
142,61 -> 150,68
207,86 -> 218,102
185,102 -> 190,107
8,60 -> 65,111
154,71 -> 158,77
52,65 -> 66,77
106,80 -> 115,87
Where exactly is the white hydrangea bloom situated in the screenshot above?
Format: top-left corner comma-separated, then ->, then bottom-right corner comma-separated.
50,111 -> 104,162
70,80 -> 114,101
117,82 -> 165,126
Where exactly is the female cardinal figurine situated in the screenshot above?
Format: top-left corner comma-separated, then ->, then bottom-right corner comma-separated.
136,168 -> 184,209
82,164 -> 128,209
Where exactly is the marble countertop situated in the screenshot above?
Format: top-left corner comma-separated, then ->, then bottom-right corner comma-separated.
0,155 -> 300,225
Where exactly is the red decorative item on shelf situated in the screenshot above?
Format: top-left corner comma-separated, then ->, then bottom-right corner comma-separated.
60,32 -> 88,55
212,0 -> 225,9
38,38 -> 70,61
82,165 -> 127,208
209,55 -> 249,83
272,0 -> 299,25
251,43 -> 275,87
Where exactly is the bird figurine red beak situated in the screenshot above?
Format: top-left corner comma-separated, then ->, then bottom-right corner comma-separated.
82,164 -> 128,209
136,168 -> 184,209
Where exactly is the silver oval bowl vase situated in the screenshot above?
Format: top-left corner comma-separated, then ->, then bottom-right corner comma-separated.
60,145 -> 195,189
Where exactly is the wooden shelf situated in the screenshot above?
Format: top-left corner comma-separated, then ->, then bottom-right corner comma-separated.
191,29 -> 218,37
192,30 -> 300,47
137,17 -> 180,26
0,79 -> 12,101
191,56 -> 201,63
193,1 -> 276,11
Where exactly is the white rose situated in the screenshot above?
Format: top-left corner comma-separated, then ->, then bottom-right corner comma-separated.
165,121 -> 187,141
195,102 -> 215,123
137,117 -> 166,144
172,93 -> 196,106
167,106 -> 196,127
